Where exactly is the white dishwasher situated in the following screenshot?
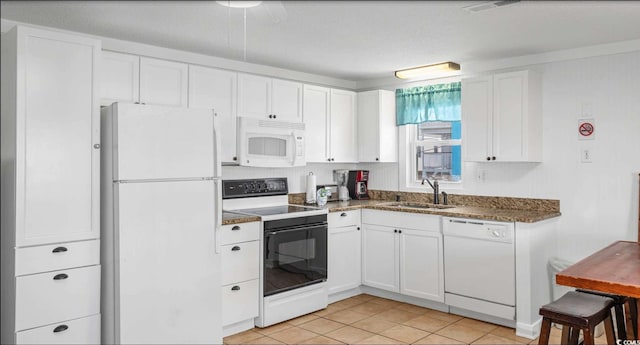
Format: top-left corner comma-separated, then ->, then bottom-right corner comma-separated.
443,217 -> 516,320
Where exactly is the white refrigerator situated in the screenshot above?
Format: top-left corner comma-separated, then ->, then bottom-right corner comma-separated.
101,103 -> 222,344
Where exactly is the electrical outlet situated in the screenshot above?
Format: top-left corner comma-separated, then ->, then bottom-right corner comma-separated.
580,148 -> 592,163
475,169 -> 487,183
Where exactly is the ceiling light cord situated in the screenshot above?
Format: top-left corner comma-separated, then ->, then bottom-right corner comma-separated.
243,8 -> 247,61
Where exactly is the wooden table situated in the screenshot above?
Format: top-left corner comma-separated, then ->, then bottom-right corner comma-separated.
556,241 -> 640,337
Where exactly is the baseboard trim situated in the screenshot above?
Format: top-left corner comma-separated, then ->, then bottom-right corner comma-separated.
516,317 -> 542,340
222,319 -> 255,337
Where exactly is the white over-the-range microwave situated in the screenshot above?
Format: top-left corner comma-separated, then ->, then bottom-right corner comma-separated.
236,116 -> 306,167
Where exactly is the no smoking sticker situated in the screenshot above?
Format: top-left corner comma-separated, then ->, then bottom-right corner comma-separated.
578,118 -> 595,140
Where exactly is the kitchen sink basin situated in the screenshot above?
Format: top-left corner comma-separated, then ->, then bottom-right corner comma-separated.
382,202 -> 456,210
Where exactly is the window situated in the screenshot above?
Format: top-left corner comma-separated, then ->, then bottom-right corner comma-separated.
397,80 -> 462,190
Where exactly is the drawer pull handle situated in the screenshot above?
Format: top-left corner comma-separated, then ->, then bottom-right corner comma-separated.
52,246 -> 68,253
53,325 -> 68,333
232,226 -> 241,231
53,273 -> 68,280
231,285 -> 240,291
231,246 -> 241,251
340,213 -> 347,217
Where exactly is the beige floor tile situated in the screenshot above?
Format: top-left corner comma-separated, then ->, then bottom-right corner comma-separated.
368,297 -> 401,307
379,324 -> 430,343
350,301 -> 391,316
423,309 -> 464,323
255,322 -> 293,336
324,325 -> 375,344
242,336 -> 285,344
298,335 -> 345,344
472,333 -> 517,345
352,315 -> 398,333
330,297 -> 366,309
269,326 -> 319,344
298,318 -> 345,334
224,329 -> 263,344
350,294 -> 376,302
324,309 -> 371,324
314,305 -> 344,317
413,333 -> 466,345
403,315 -> 453,332
355,334 -> 405,344
530,325 -> 564,345
435,324 -> 486,343
286,313 -> 320,326
394,303 -> 430,315
489,325 -> 533,344
454,318 -> 499,333
375,308 -> 422,323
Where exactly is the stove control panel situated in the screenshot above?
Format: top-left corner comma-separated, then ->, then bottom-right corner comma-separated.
222,178 -> 288,199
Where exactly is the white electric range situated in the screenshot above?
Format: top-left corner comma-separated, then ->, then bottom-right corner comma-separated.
222,178 -> 328,327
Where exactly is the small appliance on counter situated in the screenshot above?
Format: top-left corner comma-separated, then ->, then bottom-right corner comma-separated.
317,184 -> 338,202
347,170 -> 370,200
334,169 -> 350,201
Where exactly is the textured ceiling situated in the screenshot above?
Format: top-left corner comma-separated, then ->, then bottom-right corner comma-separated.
2,1 -> 640,81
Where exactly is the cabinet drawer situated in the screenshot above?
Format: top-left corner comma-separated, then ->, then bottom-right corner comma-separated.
328,210 -> 360,228
15,240 -> 100,276
15,313 -> 100,345
222,279 -> 259,326
221,241 -> 259,285
15,265 -> 100,331
220,222 -> 260,246
362,209 -> 441,232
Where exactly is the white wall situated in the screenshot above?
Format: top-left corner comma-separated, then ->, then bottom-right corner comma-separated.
367,50 -> 640,261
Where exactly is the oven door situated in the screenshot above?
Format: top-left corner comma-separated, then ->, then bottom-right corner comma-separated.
263,221 -> 327,297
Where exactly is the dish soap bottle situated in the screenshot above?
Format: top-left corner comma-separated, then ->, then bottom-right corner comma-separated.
316,187 -> 329,206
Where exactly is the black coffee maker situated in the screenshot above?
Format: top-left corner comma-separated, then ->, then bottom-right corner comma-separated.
347,170 -> 369,200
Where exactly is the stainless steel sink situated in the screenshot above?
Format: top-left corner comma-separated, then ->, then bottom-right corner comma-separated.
382,202 -> 455,210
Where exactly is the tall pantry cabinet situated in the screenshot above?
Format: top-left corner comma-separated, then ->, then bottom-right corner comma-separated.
1,26 -> 101,344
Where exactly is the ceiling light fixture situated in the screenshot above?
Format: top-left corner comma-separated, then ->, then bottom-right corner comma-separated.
216,1 -> 262,9
394,62 -> 461,79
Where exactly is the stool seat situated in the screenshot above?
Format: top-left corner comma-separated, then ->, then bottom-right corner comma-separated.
540,291 -> 615,329
577,289 -> 628,304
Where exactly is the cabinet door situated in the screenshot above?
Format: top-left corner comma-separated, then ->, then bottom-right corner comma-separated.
357,90 -> 380,162
362,224 -> 398,292
303,85 -> 331,162
461,76 -> 492,162
272,79 -> 302,122
493,71 -> 526,161
100,51 -> 139,106
237,73 -> 271,119
188,65 -> 238,163
399,229 -> 444,302
139,57 -> 188,107
328,225 -> 361,295
330,89 -> 358,162
16,29 -> 100,247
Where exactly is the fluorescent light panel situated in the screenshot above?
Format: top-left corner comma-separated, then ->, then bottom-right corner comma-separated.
395,62 -> 460,79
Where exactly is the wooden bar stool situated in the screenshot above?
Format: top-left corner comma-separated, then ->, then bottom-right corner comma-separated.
578,289 -> 638,340
538,291 -> 616,345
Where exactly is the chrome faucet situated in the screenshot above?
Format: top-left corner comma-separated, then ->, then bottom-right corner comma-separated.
421,178 -> 439,204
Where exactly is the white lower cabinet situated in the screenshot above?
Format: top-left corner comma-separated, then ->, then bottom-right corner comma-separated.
327,210 -> 361,295
362,210 -> 444,303
15,314 -> 101,345
220,222 -> 260,327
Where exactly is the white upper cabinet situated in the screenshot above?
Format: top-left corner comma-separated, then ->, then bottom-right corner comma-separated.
2,26 -> 101,247
462,70 -> 542,162
139,57 -> 189,108
238,73 -> 302,122
100,51 -> 140,106
303,85 -> 331,162
357,90 -> 397,162
188,65 -> 238,163
329,89 -> 358,162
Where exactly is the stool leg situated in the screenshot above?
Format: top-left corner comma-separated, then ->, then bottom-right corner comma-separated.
583,327 -> 594,345
569,327 -> 580,345
626,298 -> 638,339
604,314 -> 616,345
538,318 -> 552,345
561,325 -> 571,344
615,303 -> 627,339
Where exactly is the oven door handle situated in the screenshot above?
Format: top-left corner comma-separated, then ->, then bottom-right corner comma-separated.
267,224 -> 326,236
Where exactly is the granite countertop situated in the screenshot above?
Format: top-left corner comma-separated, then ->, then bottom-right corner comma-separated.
222,211 -> 260,225
303,200 -> 561,223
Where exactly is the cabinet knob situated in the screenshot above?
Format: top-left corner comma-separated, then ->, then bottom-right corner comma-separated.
273,115 -> 277,119
93,144 -> 101,149
331,158 -> 335,161
268,114 -> 273,119
399,230 -> 402,234
53,273 -> 68,280
327,158 -> 331,162
357,227 -> 360,231
394,229 -> 398,233
492,156 -> 496,160
375,157 -> 379,161
53,325 -> 69,333
233,156 -> 238,161
231,225 -> 241,231
340,213 -> 347,217
486,157 -> 491,161
231,285 -> 241,291
52,246 -> 68,253
231,246 -> 241,251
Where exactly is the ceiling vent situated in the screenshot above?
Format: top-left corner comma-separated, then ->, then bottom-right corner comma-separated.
463,0 -> 520,13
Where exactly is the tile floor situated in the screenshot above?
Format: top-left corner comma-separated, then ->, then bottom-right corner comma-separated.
224,294 -> 611,345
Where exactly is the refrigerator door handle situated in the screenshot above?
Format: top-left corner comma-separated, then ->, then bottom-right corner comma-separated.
214,178 -> 222,254
212,110 -> 222,178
